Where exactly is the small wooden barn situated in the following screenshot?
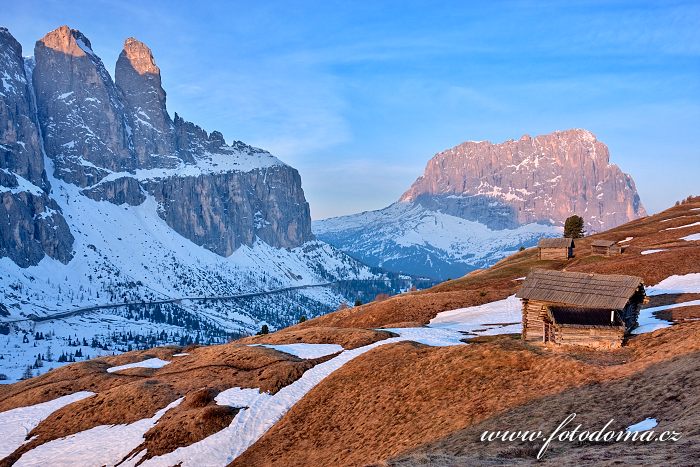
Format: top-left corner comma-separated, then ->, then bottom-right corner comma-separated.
591,239 -> 622,256
516,269 -> 645,348
538,237 -> 575,260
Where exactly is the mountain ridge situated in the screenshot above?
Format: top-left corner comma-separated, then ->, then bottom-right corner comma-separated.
315,128 -> 645,279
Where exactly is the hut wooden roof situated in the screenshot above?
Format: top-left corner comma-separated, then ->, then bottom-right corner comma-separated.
591,239 -> 617,247
538,237 -> 574,249
548,306 -> 624,327
516,269 -> 644,310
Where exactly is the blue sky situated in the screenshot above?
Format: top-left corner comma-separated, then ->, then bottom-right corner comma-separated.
5,0 -> 699,219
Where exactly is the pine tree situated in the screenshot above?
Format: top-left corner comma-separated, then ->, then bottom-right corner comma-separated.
21,365 -> 33,380
564,215 -> 585,238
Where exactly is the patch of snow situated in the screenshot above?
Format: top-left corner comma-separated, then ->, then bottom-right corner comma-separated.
172,353 -> 190,357
214,387 -> 270,408
641,249 -> 667,255
0,169 -> 44,196
428,295 -> 522,335
681,233 -> 700,242
618,237 -> 633,243
664,221 -> 700,231
0,392 -> 95,459
16,398 -> 182,467
140,337 -> 410,466
251,343 -> 344,359
106,357 -> 170,373
633,306 -> 675,335
646,273 -> 700,296
626,418 -> 658,432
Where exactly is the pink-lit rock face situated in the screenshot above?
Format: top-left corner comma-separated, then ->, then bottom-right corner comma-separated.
400,129 -> 646,232
115,37 -> 175,165
121,37 -> 160,76
35,25 -> 90,57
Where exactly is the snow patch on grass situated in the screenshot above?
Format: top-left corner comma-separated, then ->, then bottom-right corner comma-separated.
681,233 -> 700,241
106,357 -> 170,373
641,249 -> 667,255
429,295 -> 522,334
626,418 -> 657,432
250,343 -> 344,359
663,221 -> 700,231
17,398 -> 182,467
0,391 -> 95,459
646,273 -> 700,296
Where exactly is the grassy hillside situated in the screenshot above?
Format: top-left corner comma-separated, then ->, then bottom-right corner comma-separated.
1,197 -> 698,466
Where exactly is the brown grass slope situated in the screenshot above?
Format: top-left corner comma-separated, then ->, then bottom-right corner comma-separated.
0,344 -> 329,465
233,323 -> 700,467
390,328 -> 700,466
0,197 -> 698,466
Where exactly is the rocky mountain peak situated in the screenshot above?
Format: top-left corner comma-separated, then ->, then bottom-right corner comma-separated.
37,25 -> 93,57
0,27 -> 22,56
120,37 -> 160,76
115,36 -> 173,164
399,129 -> 645,232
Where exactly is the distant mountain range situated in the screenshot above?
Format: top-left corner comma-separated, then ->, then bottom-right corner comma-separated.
315,129 -> 646,279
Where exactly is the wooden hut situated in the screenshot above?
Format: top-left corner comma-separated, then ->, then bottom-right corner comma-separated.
516,269 -> 645,348
591,239 -> 622,256
538,237 -> 574,260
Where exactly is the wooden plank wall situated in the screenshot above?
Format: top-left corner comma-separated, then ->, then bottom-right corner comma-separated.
553,326 -> 625,349
539,248 -> 569,260
522,299 -> 548,342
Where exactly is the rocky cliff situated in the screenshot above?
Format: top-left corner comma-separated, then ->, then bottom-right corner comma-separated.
0,27 -> 73,267
400,129 -> 646,232
1,25 -> 313,265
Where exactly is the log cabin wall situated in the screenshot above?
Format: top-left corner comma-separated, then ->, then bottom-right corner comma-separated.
591,245 -> 622,256
553,325 -> 625,349
539,247 -> 570,260
522,299 -> 549,342
591,245 -> 610,256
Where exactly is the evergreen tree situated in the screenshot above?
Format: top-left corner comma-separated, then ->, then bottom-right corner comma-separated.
21,365 -> 33,380
564,215 -> 585,238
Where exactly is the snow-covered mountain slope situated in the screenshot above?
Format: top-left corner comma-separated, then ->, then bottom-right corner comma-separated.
314,202 -> 561,280
0,158 -> 393,381
0,26 -> 408,383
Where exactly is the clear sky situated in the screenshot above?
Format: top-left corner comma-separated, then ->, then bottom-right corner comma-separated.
4,0 -> 699,219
